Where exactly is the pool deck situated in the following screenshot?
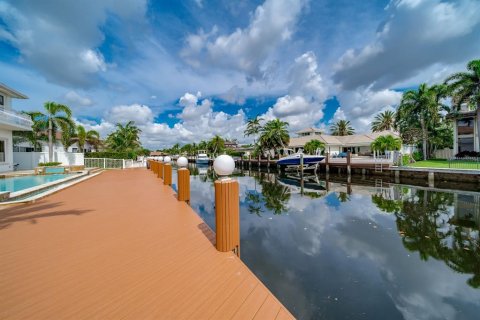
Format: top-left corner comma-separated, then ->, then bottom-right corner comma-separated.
0,168 -> 294,319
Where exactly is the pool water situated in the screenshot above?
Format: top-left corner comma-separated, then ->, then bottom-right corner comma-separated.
173,166 -> 480,320
0,174 -> 72,192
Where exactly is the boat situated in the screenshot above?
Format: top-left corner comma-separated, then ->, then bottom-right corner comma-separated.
196,150 -> 210,165
277,148 -> 324,168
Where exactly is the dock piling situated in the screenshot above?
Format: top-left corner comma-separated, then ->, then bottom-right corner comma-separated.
163,163 -> 172,185
213,155 -> 240,257
177,167 -> 190,203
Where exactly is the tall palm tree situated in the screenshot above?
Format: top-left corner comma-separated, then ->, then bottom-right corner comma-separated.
259,119 -> 289,157
76,125 -> 100,152
37,102 -> 74,161
60,122 -> 76,152
445,59 -> 480,110
330,120 -> 355,136
244,116 -> 263,144
371,110 -> 396,132
208,135 -> 225,156
396,83 -> 444,160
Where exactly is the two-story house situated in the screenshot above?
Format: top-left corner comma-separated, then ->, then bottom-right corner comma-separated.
448,104 -> 480,155
0,83 -> 33,172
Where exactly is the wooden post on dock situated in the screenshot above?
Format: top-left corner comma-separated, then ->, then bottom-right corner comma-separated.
325,152 -> 330,173
163,163 -> 172,185
153,161 -> 158,174
213,155 -> 240,257
347,151 -> 351,175
214,179 -> 240,256
177,168 -> 190,203
159,162 -> 164,179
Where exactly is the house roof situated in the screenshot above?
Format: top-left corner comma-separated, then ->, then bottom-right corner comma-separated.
295,127 -> 323,134
289,130 -> 400,147
0,82 -> 28,99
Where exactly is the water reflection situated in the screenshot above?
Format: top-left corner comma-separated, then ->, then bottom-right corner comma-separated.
182,165 -> 480,319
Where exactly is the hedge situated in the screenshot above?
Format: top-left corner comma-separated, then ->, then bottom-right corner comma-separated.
38,162 -> 62,166
84,151 -> 138,160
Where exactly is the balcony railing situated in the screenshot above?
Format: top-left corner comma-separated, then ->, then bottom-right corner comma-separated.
0,108 -> 33,129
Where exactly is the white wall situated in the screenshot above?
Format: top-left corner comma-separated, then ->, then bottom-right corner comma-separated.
0,128 -> 14,172
13,152 -> 84,170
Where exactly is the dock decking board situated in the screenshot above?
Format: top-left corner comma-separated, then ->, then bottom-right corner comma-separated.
0,169 -> 294,319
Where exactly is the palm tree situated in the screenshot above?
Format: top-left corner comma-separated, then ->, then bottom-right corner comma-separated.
371,135 -> 402,153
60,122 -> 76,152
396,84 -> 444,160
371,110 -> 396,132
445,59 -> 480,110
259,119 -> 289,157
208,135 -> 225,156
75,125 -> 100,152
244,116 -> 263,144
37,102 -> 74,162
14,111 -> 47,151
303,139 -> 325,154
330,120 -> 355,136
106,121 -> 142,151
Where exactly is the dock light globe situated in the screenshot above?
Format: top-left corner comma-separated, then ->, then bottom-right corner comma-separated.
177,156 -> 188,168
213,155 -> 235,176
158,156 -> 164,162
164,156 -> 172,163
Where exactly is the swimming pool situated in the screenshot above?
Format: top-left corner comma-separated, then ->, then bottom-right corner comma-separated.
0,174 -> 73,192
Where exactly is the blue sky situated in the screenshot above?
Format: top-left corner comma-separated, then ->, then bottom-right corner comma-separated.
1,0 -> 479,148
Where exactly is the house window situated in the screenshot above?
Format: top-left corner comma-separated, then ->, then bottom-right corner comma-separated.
458,137 -> 474,152
0,94 -> 4,106
457,118 -> 474,135
0,140 -> 5,162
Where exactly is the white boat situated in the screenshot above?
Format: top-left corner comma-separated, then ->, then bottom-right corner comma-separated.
196,150 -> 210,165
277,148 -> 324,168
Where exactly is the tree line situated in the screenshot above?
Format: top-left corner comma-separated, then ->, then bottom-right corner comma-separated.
14,103 -> 147,161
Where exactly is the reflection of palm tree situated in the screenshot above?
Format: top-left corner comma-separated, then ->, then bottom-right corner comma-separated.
246,191 -> 263,217
390,189 -> 480,288
260,180 -> 290,215
337,192 -> 350,202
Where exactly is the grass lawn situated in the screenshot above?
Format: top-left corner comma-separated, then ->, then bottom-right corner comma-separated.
407,159 -> 480,170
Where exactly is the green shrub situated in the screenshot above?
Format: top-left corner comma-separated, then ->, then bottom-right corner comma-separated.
84,151 -> 138,159
402,154 -> 412,166
412,151 -> 423,161
38,162 -> 62,166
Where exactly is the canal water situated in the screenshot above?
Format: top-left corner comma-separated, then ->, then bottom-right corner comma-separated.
173,166 -> 480,320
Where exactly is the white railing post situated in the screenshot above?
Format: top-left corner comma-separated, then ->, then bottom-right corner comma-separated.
122,159 -> 125,169
103,158 -> 106,169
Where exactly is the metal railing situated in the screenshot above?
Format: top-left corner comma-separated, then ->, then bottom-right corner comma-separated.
0,108 -> 33,129
448,157 -> 480,169
84,158 -> 146,169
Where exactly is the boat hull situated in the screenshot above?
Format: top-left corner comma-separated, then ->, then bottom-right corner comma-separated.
277,155 -> 324,166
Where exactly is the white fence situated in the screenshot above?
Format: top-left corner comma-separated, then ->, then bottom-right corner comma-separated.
84,158 -> 146,169
13,152 -> 84,170
434,148 -> 454,159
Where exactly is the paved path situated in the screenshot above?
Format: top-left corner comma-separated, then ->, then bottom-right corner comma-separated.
0,169 -> 294,319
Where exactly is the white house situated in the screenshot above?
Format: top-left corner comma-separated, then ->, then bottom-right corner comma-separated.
289,127 -> 409,155
448,105 -> 480,154
0,83 -> 33,172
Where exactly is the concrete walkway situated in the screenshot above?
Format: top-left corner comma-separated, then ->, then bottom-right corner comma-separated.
0,169 -> 293,319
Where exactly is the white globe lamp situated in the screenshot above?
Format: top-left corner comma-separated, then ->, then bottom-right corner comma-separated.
213,155 -> 235,177
164,156 -> 172,163
177,156 -> 188,168
158,156 -> 164,162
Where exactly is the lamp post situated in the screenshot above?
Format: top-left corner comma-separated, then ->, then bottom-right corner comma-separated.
213,155 -> 240,257
176,156 -> 190,203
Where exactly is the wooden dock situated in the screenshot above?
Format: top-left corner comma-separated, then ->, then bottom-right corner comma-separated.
0,169 -> 294,319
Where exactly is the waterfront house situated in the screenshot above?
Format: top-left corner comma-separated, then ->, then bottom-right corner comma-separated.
0,83 -> 33,172
288,127 -> 404,155
447,105 -> 480,154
